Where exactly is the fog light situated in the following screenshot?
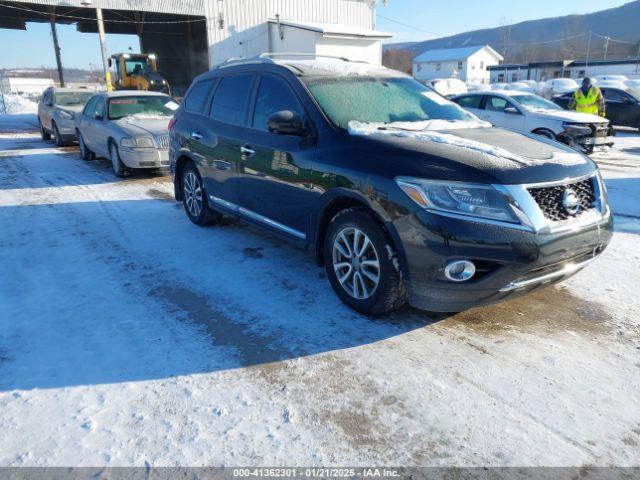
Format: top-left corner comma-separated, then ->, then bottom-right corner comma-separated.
444,260 -> 476,283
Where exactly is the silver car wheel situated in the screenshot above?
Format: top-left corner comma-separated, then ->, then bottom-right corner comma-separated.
183,171 -> 203,218
110,144 -> 120,174
332,227 -> 380,300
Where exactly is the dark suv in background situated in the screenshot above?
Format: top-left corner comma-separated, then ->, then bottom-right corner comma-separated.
169,55 -> 612,316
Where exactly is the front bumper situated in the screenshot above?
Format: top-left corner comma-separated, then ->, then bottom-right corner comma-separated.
56,118 -> 77,140
558,125 -> 614,151
394,207 -> 613,313
119,147 -> 170,169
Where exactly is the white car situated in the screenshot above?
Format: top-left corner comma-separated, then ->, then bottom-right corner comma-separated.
594,75 -> 628,83
540,78 -> 579,98
504,82 -> 535,93
430,78 -> 468,97
624,79 -> 640,89
451,90 -> 613,152
466,83 -> 492,92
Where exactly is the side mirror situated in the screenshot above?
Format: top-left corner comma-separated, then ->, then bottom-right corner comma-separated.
267,110 -> 308,136
108,58 -> 112,68
504,106 -> 519,114
94,112 -> 104,121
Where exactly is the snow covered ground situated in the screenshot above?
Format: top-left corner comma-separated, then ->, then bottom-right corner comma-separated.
0,116 -> 639,467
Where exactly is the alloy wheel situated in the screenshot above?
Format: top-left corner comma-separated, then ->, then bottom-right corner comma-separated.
332,227 -> 381,300
183,171 -> 203,218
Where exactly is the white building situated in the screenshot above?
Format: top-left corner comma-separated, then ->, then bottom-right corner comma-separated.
413,45 -> 503,85
488,58 -> 640,83
4,0 -> 389,92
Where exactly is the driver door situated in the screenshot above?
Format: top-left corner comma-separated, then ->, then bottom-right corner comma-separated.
236,73 -> 318,238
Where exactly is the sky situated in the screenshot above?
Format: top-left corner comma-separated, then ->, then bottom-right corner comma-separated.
0,0 -> 633,70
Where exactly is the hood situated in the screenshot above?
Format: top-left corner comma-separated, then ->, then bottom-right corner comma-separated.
114,116 -> 171,136
529,109 -> 608,124
58,105 -> 85,114
348,121 -> 595,185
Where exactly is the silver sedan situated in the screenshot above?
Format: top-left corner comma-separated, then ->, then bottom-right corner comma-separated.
75,91 -> 178,177
38,87 -> 96,146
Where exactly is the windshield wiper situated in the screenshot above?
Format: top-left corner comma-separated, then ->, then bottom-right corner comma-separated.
377,125 -> 425,132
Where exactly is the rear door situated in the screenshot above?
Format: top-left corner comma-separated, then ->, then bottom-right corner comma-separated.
90,98 -> 110,157
453,94 -> 484,118
482,95 -> 526,131
235,72 -> 317,238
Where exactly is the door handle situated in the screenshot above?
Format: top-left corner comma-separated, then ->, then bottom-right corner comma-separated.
190,131 -> 203,140
240,145 -> 255,157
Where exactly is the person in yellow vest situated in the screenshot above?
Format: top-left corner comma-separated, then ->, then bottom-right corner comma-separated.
568,77 -> 606,117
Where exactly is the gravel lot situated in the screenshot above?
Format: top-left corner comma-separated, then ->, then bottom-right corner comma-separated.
0,115 -> 639,467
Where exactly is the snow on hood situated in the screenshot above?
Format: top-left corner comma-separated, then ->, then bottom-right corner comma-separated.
114,116 -> 171,136
348,120 -> 587,168
528,109 -> 608,124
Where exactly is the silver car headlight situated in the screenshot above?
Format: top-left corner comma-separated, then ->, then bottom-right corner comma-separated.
59,110 -> 74,120
562,122 -> 592,136
121,136 -> 155,148
396,177 -> 521,224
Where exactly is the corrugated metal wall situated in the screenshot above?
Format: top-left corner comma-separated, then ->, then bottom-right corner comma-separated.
204,0 -> 376,64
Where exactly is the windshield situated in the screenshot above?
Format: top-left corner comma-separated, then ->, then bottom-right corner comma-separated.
304,76 -> 475,129
108,96 -> 173,120
627,89 -> 640,101
511,94 -> 562,111
54,92 -> 95,107
125,58 -> 152,75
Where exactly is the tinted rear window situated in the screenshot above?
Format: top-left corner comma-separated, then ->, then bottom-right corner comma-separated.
184,79 -> 215,113
210,74 -> 254,126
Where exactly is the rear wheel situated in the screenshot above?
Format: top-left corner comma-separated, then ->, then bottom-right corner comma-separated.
324,208 -> 407,316
109,141 -> 129,178
182,162 -> 221,227
78,131 -> 94,161
39,118 -> 51,141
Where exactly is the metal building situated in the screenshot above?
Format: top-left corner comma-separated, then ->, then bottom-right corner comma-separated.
1,0 -> 388,92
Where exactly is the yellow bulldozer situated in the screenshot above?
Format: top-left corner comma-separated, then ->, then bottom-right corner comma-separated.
108,53 -> 171,95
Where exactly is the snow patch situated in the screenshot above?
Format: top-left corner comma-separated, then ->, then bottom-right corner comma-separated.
1,94 -> 38,115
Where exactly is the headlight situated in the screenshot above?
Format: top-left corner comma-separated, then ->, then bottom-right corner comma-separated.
59,110 -> 74,120
396,177 -> 520,224
120,137 -> 155,148
562,122 -> 592,136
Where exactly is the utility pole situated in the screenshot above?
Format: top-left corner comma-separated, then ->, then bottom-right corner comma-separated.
585,31 -> 592,75
96,7 -> 112,91
603,36 -> 610,60
49,8 -> 65,87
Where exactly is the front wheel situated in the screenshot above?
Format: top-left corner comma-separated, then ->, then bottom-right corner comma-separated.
53,122 -> 68,147
533,129 -> 557,141
109,142 -> 129,178
39,118 -> 51,141
324,208 -> 407,316
78,131 -> 95,161
181,163 -> 221,227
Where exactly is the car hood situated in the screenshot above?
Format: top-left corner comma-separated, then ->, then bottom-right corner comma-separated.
348,121 -> 595,185
57,105 -> 85,114
113,116 -> 171,137
529,109 -> 608,124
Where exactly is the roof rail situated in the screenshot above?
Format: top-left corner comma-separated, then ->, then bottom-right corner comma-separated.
259,53 -> 370,64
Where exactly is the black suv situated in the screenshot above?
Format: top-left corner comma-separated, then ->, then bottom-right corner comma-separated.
169,55 -> 612,316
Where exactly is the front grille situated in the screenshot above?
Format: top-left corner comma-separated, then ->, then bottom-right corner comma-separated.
528,177 -> 597,222
156,135 -> 170,149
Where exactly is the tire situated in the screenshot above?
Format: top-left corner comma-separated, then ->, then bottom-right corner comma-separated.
109,141 -> 129,178
534,129 -> 557,141
181,162 -> 221,227
324,208 -> 407,316
78,131 -> 95,161
52,122 -> 68,147
39,118 -> 51,141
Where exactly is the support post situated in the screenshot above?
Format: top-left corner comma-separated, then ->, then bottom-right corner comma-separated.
96,8 -> 112,91
49,9 -> 65,87
585,31 -> 592,75
603,37 -> 610,60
